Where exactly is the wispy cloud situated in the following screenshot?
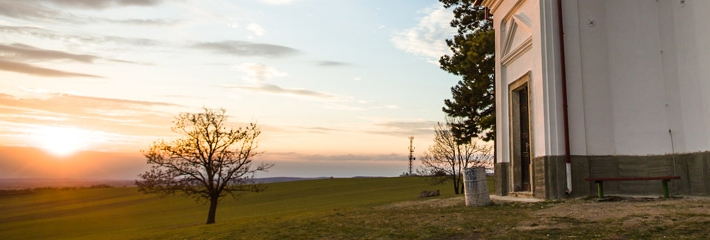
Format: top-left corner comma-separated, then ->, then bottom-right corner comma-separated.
0,1 -> 66,21
105,18 -> 179,26
0,92 -> 181,118
0,59 -> 102,78
192,41 -> 299,58
0,43 -> 143,77
42,0 -> 164,9
262,152 -> 406,162
259,0 -> 296,6
316,60 -> 351,67
0,25 -> 163,49
0,43 -> 99,63
246,22 -> 266,36
231,84 -> 336,99
229,63 -> 338,100
0,92 -> 184,146
369,120 -> 436,137
391,4 -> 456,63
300,126 -> 343,134
0,0 -> 168,23
232,63 -> 287,83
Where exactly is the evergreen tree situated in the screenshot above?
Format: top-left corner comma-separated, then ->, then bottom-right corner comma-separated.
439,0 -> 495,144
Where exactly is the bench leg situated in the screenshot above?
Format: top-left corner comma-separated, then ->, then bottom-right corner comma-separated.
662,179 -> 670,198
596,181 -> 604,198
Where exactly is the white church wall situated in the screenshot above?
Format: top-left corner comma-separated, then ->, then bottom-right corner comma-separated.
486,0 -> 710,199
565,0 -> 710,156
559,0 -> 588,156
493,0 -> 538,163
567,0 -> 617,156
673,0 -> 710,153
606,1 -> 671,155
535,0 -> 566,158
488,0 -> 708,163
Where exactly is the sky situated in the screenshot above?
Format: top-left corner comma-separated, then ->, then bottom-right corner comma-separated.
0,0 -> 461,179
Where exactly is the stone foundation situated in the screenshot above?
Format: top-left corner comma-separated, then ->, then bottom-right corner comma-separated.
496,151 -> 710,199
494,162 -> 509,196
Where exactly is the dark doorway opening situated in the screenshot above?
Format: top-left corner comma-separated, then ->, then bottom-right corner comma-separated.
511,82 -> 531,192
518,85 -> 531,191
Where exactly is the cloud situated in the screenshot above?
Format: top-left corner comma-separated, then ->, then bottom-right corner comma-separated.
378,121 -> 437,130
300,126 -> 343,134
246,22 -> 266,36
192,41 -> 299,58
42,0 -> 164,9
231,84 -> 336,99
320,103 -> 363,111
0,92 -> 181,117
370,120 -> 437,137
105,18 -> 179,26
0,43 -> 144,76
0,43 -> 98,63
0,59 -> 102,78
259,0 -> 295,6
0,1 -> 67,21
232,63 -> 287,83
0,92 -> 184,146
229,63 -> 338,100
0,25 -> 163,49
0,1 -> 170,24
391,4 -> 456,62
262,152 -> 406,162
316,61 -> 351,67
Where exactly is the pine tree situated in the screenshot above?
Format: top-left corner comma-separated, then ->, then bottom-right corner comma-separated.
439,0 -> 495,144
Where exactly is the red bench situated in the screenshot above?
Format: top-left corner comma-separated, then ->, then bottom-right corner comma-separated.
585,176 -> 681,198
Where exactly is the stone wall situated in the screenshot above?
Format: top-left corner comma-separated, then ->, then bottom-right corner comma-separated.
525,151 -> 710,199
494,162 -> 509,196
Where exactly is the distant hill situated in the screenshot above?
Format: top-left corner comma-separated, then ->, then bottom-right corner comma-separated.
0,176 -> 391,189
255,177 -> 329,183
0,178 -> 135,190
0,177 -> 332,189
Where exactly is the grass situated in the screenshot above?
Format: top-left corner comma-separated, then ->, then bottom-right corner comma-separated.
0,177 -> 483,240
2,176 -> 710,239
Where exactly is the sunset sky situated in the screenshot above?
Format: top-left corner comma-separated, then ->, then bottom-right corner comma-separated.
0,0 -> 460,179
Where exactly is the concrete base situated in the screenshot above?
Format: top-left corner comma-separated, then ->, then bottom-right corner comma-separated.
494,162 -> 509,196
502,151 -> 710,200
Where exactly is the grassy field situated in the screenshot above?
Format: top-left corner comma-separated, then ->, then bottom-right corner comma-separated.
2,176 -> 710,239
0,177 -> 481,239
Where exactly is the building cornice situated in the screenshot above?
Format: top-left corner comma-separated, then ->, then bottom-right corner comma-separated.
500,37 -> 532,66
481,0 -> 504,13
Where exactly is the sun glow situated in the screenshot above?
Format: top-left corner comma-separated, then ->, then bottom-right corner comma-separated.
32,126 -> 91,157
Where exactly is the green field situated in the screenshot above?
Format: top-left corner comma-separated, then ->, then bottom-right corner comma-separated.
4,177 -> 710,239
0,177 -> 487,239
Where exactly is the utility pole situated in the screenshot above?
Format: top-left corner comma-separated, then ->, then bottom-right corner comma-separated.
408,136 -> 415,175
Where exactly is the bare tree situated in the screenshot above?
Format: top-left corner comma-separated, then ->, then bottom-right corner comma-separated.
136,108 -> 273,224
418,118 -> 492,194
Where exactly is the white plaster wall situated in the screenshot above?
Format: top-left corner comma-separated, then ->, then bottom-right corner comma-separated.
535,0 -> 565,157
607,1 -> 671,155
673,0 -> 710,152
560,0 -> 588,156
489,0 -> 710,161
568,0 -> 710,155
492,0 -> 539,163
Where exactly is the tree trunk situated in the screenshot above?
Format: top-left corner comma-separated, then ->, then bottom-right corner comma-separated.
453,175 -> 461,194
206,194 -> 219,224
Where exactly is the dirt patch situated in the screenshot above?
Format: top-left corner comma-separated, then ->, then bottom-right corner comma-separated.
516,196 -> 710,232
378,196 -> 465,209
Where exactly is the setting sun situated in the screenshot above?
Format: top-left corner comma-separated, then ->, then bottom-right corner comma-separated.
33,126 -> 90,157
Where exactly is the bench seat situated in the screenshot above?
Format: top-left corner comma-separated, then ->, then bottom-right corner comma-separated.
585,176 -> 680,198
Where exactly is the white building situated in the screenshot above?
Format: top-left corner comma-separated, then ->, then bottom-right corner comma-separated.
480,0 -> 710,199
